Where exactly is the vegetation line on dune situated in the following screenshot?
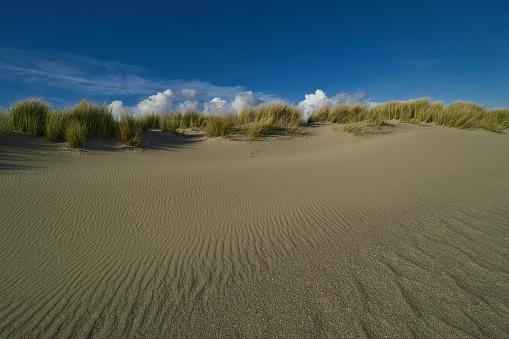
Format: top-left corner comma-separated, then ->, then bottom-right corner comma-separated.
1,97 -> 507,148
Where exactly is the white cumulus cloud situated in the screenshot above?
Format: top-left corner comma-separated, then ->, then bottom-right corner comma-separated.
203,91 -> 263,114
135,89 -> 175,113
203,97 -> 231,114
231,91 -> 263,113
109,89 -> 265,116
298,89 -> 370,117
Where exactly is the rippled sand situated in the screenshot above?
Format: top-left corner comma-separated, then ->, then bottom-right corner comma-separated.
1,124 -> 508,337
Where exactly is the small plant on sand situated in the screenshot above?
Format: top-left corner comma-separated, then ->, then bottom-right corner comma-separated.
8,98 -> 49,137
0,110 -> 11,138
45,110 -> 68,142
436,101 -> 485,129
342,120 -> 389,136
483,108 -> 509,131
237,106 -> 255,125
160,112 -> 183,133
243,116 -> 274,139
117,113 -> 142,146
204,114 -> 236,138
329,104 -> 370,124
139,113 -> 160,130
308,97 -> 509,133
307,105 -> 330,123
181,110 -> 205,129
65,120 -> 88,148
68,100 -> 116,139
242,102 -> 303,139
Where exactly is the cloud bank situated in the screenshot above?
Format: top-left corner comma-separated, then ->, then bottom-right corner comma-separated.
109,88 -> 375,118
298,89 -> 371,117
109,90 -> 264,116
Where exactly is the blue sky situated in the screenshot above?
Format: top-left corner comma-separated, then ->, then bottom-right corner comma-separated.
0,0 -> 508,114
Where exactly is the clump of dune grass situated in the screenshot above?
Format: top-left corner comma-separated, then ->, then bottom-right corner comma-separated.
201,103 -> 303,140
433,101 -> 484,129
117,113 -> 142,146
67,100 -> 116,139
0,110 -> 11,138
483,108 -> 509,131
45,110 -> 68,142
331,104 -> 370,123
180,110 -> 205,129
308,97 -> 509,133
160,112 -> 183,133
237,106 -> 255,125
43,100 -> 116,147
370,98 -> 432,122
342,120 -> 389,136
8,98 -> 49,137
307,105 -> 330,123
65,120 -> 88,148
139,113 -> 160,130
307,103 -> 371,124
204,114 -> 237,138
242,102 -> 303,139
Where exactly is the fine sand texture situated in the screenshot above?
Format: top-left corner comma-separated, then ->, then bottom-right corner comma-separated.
1,123 -> 508,337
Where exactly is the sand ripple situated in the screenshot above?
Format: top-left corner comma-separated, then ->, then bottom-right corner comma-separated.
1,125 -> 508,337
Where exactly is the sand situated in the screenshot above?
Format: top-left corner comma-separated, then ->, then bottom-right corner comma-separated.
1,123 -> 508,337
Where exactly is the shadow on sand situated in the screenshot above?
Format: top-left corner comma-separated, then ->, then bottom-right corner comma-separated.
0,130 -> 205,172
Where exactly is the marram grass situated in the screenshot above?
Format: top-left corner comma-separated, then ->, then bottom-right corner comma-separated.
45,110 -> 68,142
204,114 -> 236,138
1,110 -> 10,136
160,112 -> 183,133
65,120 -> 88,148
2,97 -> 508,148
117,113 -> 142,147
308,98 -> 509,132
8,98 -> 49,137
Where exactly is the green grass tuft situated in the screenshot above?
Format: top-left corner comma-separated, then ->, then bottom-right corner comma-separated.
237,107 -> 255,125
65,120 -> 88,148
139,113 -> 160,131
484,108 -> 509,131
308,97 -> 509,133
67,100 -> 116,139
45,110 -> 68,142
204,114 -> 236,138
181,110 -> 205,129
245,102 -> 303,139
160,112 -> 183,133
342,120 -> 389,136
117,113 -> 142,146
1,110 -> 11,137
8,98 -> 49,137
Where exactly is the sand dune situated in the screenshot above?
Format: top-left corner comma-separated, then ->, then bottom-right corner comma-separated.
1,124 -> 508,337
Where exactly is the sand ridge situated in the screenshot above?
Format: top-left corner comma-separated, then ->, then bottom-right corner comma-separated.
1,124 -> 508,337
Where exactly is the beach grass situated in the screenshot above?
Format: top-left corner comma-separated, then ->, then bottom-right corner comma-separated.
45,110 -> 68,142
160,112 -> 183,133
2,97 -> 508,148
1,110 -> 9,131
65,120 -> 88,148
308,98 -> 509,132
117,113 -> 142,146
204,114 -> 236,138
245,102 -> 303,139
139,113 -> 160,131
342,120 -> 389,136
67,100 -> 116,140
8,98 -> 49,137
181,110 -> 205,129
200,102 -> 303,139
